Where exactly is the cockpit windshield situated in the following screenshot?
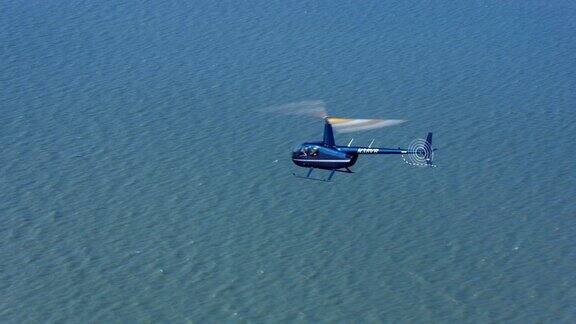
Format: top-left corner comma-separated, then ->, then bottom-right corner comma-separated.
292,145 -> 304,153
293,144 -> 320,158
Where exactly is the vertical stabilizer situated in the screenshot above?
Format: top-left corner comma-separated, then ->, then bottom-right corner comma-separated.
425,132 -> 433,165
323,118 -> 335,147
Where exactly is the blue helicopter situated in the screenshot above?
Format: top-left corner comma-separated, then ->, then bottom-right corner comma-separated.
292,117 -> 433,181
265,100 -> 434,181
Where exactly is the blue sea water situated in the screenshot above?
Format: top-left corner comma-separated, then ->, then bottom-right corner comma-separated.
1,0 -> 575,322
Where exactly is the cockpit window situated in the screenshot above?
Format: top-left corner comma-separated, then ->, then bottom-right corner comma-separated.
293,145 -> 319,158
292,145 -> 303,153
307,146 -> 319,157
292,145 -> 307,157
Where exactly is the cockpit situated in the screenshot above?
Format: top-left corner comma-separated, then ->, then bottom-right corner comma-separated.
292,144 -> 320,158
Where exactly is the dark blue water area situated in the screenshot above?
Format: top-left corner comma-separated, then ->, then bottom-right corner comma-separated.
1,1 -> 575,322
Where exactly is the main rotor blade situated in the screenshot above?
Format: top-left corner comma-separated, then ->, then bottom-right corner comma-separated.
327,117 -> 406,133
259,100 -> 327,118
259,101 -> 406,132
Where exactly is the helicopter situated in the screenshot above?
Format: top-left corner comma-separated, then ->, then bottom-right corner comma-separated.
264,100 -> 435,181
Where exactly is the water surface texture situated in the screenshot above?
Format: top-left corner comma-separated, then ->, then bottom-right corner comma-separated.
1,1 -> 575,322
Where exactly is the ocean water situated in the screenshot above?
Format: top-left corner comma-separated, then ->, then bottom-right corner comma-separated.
1,0 -> 575,322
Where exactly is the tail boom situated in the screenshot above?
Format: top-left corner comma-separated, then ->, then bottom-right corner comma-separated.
336,146 -> 410,155
335,132 -> 434,164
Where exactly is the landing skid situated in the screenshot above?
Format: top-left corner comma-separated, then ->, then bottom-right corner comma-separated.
292,167 -> 353,182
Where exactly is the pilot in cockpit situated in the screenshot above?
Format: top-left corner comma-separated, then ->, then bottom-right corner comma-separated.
309,146 -> 319,157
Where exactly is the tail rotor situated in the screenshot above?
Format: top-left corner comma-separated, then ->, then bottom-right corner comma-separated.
403,133 -> 436,167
